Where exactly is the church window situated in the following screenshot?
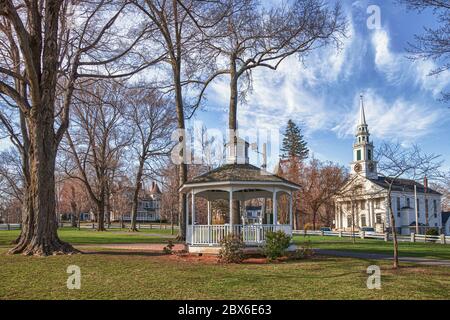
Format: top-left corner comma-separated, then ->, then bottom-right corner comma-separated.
375,199 -> 381,209
357,150 -> 361,161
347,215 -> 352,227
360,214 -> 367,227
368,149 -> 372,160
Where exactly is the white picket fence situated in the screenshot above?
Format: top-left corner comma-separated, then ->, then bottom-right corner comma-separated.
0,223 -> 21,231
293,229 -> 450,244
189,224 -> 292,245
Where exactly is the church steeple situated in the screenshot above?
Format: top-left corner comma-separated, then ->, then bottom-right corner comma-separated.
351,94 -> 377,179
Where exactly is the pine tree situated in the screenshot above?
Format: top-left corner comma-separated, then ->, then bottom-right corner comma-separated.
281,120 -> 309,160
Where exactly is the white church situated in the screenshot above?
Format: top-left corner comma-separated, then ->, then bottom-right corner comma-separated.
334,96 -> 443,235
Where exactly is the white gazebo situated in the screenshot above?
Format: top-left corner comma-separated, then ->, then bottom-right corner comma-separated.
180,138 -> 301,254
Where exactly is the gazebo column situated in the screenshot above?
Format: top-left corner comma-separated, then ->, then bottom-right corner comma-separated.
191,190 -> 195,226
289,191 -> 293,228
229,189 -> 234,228
186,193 -> 190,243
272,190 -> 278,225
207,200 -> 211,225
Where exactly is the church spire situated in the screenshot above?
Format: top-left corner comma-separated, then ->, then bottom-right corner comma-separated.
359,94 -> 367,126
351,92 -> 377,179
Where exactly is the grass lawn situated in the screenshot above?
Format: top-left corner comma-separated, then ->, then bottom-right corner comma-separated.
0,247 -> 449,300
0,227 -> 177,247
294,235 -> 450,260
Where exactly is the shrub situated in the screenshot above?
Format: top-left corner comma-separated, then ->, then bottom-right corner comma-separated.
163,240 -> 175,254
426,228 -> 439,236
218,234 -> 244,263
264,230 -> 292,260
290,240 -> 314,260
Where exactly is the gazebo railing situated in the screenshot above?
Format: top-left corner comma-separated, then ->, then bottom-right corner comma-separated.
189,224 -> 292,245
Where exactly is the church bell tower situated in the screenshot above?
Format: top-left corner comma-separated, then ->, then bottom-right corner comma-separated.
350,94 -> 377,179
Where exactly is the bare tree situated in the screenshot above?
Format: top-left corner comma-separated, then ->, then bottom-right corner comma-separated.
201,0 -> 346,136
0,0 -> 160,255
199,0 -> 347,224
296,158 -> 347,230
125,87 -> 175,231
376,142 -> 442,269
131,0 -> 233,240
399,0 -> 450,102
62,80 -> 130,231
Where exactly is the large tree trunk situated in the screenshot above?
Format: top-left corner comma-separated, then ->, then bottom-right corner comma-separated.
130,162 -> 144,232
96,198 -> 106,231
173,59 -> 187,241
9,115 -> 76,255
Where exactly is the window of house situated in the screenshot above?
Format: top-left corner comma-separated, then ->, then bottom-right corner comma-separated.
406,198 -> 410,207
347,215 -> 352,227
416,198 -> 420,216
368,149 -> 372,160
433,200 -> 437,217
357,149 -> 361,161
376,213 -> 382,224
396,197 -> 401,217
375,199 -> 380,209
425,199 -> 429,216
361,214 -> 367,227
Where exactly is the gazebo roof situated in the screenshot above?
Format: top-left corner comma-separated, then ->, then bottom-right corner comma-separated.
182,163 -> 301,189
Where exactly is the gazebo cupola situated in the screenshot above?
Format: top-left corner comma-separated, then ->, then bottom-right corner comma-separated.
225,135 -> 249,164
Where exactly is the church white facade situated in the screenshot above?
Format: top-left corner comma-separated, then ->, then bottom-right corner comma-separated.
334,96 -> 442,235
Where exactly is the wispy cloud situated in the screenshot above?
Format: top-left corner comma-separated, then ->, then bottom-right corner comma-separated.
333,89 -> 442,142
371,27 -> 450,98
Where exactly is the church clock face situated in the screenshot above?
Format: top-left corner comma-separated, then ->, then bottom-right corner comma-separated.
354,163 -> 362,173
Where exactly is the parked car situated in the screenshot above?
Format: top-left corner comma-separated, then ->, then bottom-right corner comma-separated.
320,227 -> 332,232
360,227 -> 376,235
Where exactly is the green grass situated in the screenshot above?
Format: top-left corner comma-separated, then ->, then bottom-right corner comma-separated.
0,227 -> 177,247
0,247 -> 449,300
294,235 -> 450,260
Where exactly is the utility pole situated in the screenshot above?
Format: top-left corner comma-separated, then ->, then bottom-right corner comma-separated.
414,184 -> 419,234
424,176 -> 429,230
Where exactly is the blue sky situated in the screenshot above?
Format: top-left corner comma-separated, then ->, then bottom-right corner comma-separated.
189,0 -> 450,171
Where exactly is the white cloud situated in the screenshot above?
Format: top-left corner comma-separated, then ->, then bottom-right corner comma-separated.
207,18 -> 358,135
371,27 -> 450,98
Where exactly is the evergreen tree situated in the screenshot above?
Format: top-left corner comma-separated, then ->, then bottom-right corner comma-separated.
281,120 -> 309,160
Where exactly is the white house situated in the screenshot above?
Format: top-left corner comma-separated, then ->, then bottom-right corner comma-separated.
111,182 -> 162,222
334,95 -> 442,235
442,212 -> 450,235
245,206 -> 263,224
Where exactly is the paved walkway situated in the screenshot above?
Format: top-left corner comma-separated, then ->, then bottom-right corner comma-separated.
75,243 -> 450,266
315,249 -> 450,267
